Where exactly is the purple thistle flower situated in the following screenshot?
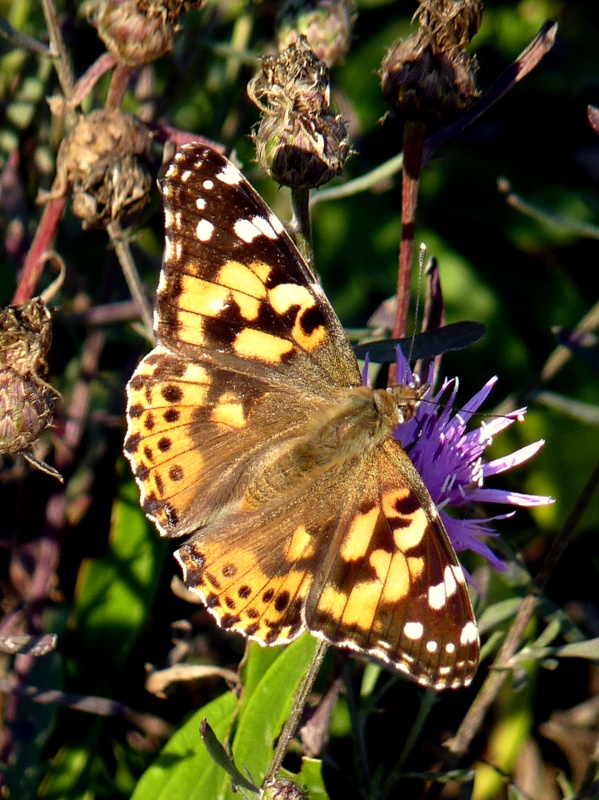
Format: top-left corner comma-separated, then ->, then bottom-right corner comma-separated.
392,348 -> 553,571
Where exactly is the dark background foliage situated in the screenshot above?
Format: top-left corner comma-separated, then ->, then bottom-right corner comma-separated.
1,1 -> 598,798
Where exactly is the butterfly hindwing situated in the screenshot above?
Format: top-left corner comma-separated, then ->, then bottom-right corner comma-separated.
305,439 -> 478,688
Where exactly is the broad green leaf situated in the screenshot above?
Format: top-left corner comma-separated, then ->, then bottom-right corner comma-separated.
289,758 -> 329,799
131,691 -> 238,800
228,634 -> 320,798
240,640 -> 282,698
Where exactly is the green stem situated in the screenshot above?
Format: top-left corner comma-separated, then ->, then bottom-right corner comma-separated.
262,639 -> 328,787
108,222 -> 155,342
290,185 -> 314,269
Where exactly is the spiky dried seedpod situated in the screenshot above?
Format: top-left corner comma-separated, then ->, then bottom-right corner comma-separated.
86,0 -> 206,67
381,0 -> 482,126
248,37 -> 350,188
41,109 -> 154,229
0,298 -> 61,479
261,778 -> 307,800
277,0 -> 357,68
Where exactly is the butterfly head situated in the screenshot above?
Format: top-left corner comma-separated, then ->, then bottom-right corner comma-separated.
387,381 -> 430,424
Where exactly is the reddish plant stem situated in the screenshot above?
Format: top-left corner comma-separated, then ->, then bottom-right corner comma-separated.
393,121 -> 426,342
388,120 -> 426,387
66,52 -> 119,109
12,198 -> 66,304
106,63 -> 134,109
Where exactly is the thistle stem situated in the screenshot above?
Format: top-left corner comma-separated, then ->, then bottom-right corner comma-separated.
262,639 -> 328,787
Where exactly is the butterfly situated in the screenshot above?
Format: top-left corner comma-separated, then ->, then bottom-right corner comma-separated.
124,143 -> 479,690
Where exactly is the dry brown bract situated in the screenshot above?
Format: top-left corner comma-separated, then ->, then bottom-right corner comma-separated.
0,298 -> 62,480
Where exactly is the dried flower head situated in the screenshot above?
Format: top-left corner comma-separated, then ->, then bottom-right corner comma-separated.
262,778 -> 307,800
277,0 -> 357,68
86,0 -> 206,67
248,37 -> 350,188
41,109 -> 154,229
380,0 -> 482,126
0,298 -> 61,480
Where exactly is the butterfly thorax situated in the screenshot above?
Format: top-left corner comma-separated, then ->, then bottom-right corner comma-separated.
244,384 -> 426,508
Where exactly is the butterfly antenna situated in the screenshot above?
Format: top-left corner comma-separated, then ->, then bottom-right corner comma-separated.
418,395 -> 526,424
406,243 -> 427,369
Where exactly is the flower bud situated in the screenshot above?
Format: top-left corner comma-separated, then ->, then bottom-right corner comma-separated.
86,0 -> 206,67
277,0 -> 357,68
248,37 -> 350,188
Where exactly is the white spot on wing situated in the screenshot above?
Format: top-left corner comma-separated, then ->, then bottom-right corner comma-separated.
460,621 -> 478,645
443,564 -> 458,598
217,163 -> 242,185
251,215 -> 278,239
445,642 -> 456,654
403,622 -> 424,640
196,219 -> 214,241
203,179 -> 214,190
426,640 -> 438,653
268,212 -> 285,235
181,170 -> 192,182
234,215 -> 280,243
157,270 -> 168,292
196,197 -> 206,211
428,581 -> 446,610
234,218 -> 260,243
452,564 -> 466,585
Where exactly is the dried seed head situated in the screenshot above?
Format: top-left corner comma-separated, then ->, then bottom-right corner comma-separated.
277,0 -> 357,68
248,37 -> 350,188
0,298 -> 61,479
41,109 -> 154,229
86,0 -> 206,66
417,0 -> 483,49
261,778 -> 307,800
380,0 -> 482,126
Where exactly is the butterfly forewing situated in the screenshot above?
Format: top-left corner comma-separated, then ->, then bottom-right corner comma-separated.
124,143 -> 480,690
157,145 -> 361,391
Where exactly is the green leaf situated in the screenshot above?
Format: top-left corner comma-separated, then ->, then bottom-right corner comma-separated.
240,641 -> 282,698
228,634 -> 320,798
289,758 -> 329,798
131,691 -> 238,800
201,720 -> 258,794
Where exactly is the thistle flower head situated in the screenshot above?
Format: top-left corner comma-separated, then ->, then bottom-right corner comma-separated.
391,348 -> 553,571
